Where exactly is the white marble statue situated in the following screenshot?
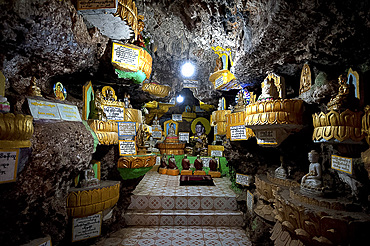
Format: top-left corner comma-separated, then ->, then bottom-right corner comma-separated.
301,150 -> 322,189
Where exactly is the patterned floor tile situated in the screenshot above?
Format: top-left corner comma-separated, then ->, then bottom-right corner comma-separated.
137,238 -> 155,246
155,238 -> 173,246
204,239 -> 222,246
188,239 -> 206,246
171,238 -> 190,246
120,238 -> 138,246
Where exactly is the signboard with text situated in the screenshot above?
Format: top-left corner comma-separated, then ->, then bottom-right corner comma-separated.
230,125 -> 247,141
112,43 -> 140,71
236,173 -> 251,186
256,130 -> 277,145
118,122 -> 136,137
152,130 -> 162,139
28,98 -> 61,120
331,155 -> 352,174
72,212 -> 102,242
172,114 -> 182,121
183,80 -> 199,88
119,140 -> 137,156
211,150 -> 223,157
247,190 -> 254,213
0,149 -> 19,184
179,132 -> 189,143
103,106 -> 124,121
76,0 -> 116,10
57,103 -> 82,122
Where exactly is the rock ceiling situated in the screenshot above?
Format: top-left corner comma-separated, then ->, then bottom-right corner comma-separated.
1,0 -> 370,107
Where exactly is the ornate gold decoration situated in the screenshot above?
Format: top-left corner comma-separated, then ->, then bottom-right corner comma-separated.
117,154 -> 156,168
362,105 -> 370,145
142,82 -> 171,97
226,111 -> 255,140
209,46 -> 240,91
312,109 -> 364,142
245,99 -> 303,126
299,64 -> 312,95
207,145 -> 224,157
211,110 -> 230,136
102,86 -> 117,101
138,47 -> 152,79
66,181 -> 120,218
114,0 -> 140,40
157,142 -> 185,155
347,68 -> 360,100
0,113 -> 34,148
182,112 -> 196,122
199,101 -> 215,111
144,102 -> 175,125
88,120 -> 118,145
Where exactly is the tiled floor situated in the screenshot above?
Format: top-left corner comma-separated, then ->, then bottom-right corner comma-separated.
94,226 -> 252,246
93,171 -> 252,246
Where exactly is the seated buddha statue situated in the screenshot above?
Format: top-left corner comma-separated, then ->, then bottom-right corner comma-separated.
194,155 -> 203,171
182,154 -> 190,170
257,78 -> 279,102
327,74 -> 350,111
275,155 -> 288,180
90,90 -> 107,121
167,123 -> 177,137
301,150 -> 323,192
168,154 -> 178,169
209,156 -> 218,172
191,123 -> 208,156
28,76 -> 42,97
160,153 -> 168,169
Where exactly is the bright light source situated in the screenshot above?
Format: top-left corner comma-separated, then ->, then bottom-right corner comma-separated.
181,62 -> 195,77
176,95 -> 184,103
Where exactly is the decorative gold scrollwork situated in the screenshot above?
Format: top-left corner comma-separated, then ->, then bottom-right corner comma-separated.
0,113 -> 34,148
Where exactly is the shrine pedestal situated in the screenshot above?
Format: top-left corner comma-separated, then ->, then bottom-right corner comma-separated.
194,170 -> 206,175
158,168 -> 167,174
209,171 -> 221,178
181,170 -> 193,175
167,169 -> 179,176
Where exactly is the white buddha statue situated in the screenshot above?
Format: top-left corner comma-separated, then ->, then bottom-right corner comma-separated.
301,150 -> 323,194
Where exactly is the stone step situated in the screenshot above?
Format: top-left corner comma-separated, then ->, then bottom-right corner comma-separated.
128,195 -> 238,210
124,210 -> 244,227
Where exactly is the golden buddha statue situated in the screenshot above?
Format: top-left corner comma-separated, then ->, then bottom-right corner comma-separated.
90,90 -> 106,121
28,76 -> 42,97
327,75 -> 350,111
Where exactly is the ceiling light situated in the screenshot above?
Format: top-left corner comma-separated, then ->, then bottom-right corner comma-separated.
181,62 -> 195,77
176,95 -> 184,103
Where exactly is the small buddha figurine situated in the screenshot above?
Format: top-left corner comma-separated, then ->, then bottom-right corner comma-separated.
327,74 -> 350,111
301,150 -> 323,192
80,165 -> 99,188
209,156 -> 218,171
106,89 -> 115,101
191,123 -> 208,156
153,114 -> 160,126
167,123 -> 177,137
275,155 -> 288,179
28,76 -> 42,97
257,78 -> 279,102
168,154 -> 178,169
234,90 -> 245,112
124,93 -> 132,108
194,155 -> 203,171
182,154 -> 190,170
160,153 -> 168,169
90,90 -> 107,121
